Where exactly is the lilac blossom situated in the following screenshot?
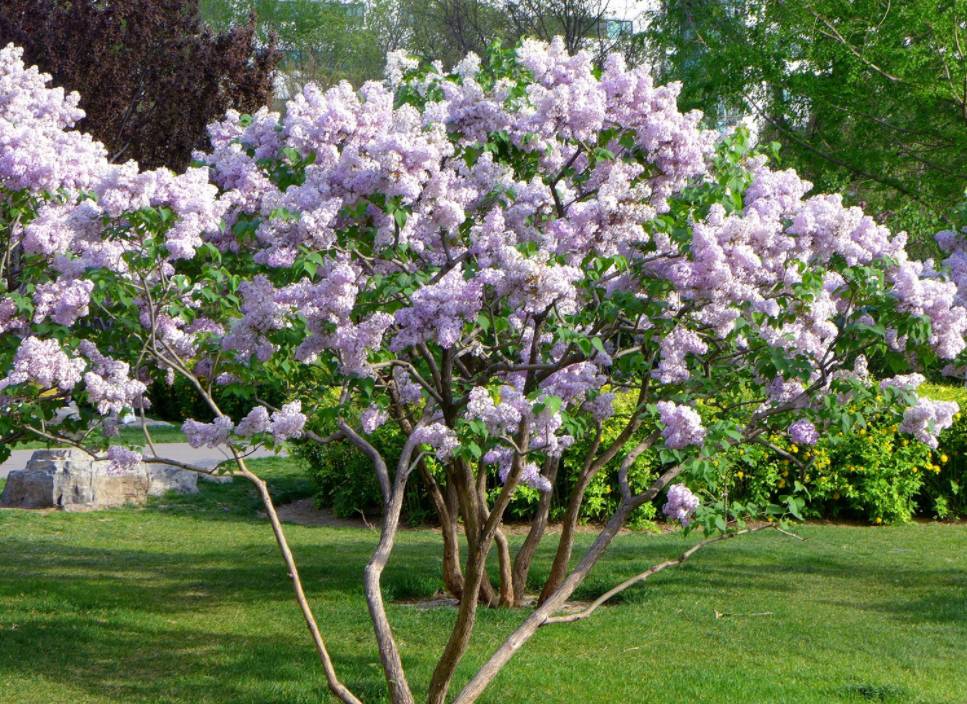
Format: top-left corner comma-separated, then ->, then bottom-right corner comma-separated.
361,407 -> 390,433
899,397 -> 959,449
106,446 -> 142,475
485,446 -> 552,492
32,279 -> 94,327
0,336 -> 85,395
233,402 -> 306,442
182,416 -> 234,449
235,406 -> 270,437
393,367 -> 424,405
392,266 -> 482,351
788,419 -> 819,446
879,374 -> 926,392
654,327 -> 708,384
466,386 -> 522,435
269,402 -> 307,442
411,423 -> 459,461
78,340 -> 147,415
657,401 -> 706,449
663,484 -> 700,526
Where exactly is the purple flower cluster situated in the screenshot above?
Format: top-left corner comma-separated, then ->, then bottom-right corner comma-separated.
392,266 -> 482,351
233,402 -> 307,443
106,446 -> 142,475
879,374 -> 925,392
663,484 -> 700,526
0,44 -> 108,193
182,416 -> 234,449
0,337 -> 85,396
899,397 -> 958,449
654,327 -> 708,384
788,419 -> 819,446
466,387 -> 522,435
411,423 -> 459,461
78,340 -> 147,415
32,278 -> 94,327
657,401 -> 706,450
360,406 -> 390,434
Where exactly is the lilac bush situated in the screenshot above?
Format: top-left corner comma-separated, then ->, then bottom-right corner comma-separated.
1,36 -> 966,704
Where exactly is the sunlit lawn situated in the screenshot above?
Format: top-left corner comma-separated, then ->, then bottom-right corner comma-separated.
0,458 -> 965,704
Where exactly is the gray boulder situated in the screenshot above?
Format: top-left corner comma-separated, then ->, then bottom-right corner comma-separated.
1,449 -> 199,511
145,463 -> 199,496
0,449 -> 149,511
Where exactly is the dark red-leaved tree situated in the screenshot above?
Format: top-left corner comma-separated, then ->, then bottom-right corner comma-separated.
0,0 -> 279,171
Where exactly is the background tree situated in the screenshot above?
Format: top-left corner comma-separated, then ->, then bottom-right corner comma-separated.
647,0 -> 967,250
204,0 -> 412,103
0,0 -> 278,171
502,0 -> 637,61
401,0 -> 513,67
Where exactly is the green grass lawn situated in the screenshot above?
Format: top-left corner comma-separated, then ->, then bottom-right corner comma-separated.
1,458 -> 965,704
11,423 -> 188,450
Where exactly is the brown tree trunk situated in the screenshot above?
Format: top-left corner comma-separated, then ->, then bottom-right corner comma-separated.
450,464 -> 683,704
340,422 -> 417,704
538,429 -> 658,605
426,440 -> 530,703
511,456 -> 560,605
537,468 -> 595,605
418,461 -> 465,598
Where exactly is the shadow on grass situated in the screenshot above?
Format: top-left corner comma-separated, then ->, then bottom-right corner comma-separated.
0,611 -> 390,704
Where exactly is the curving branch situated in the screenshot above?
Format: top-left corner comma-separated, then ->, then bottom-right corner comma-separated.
544,524 -> 784,625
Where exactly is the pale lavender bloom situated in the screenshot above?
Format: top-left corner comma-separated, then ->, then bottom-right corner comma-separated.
663,484 -> 700,526
466,386 -> 522,435
235,406 -> 270,437
32,279 -> 94,326
788,419 -> 819,446
269,401 -> 307,442
411,422 -> 459,460
234,402 -> 306,442
106,446 -> 142,475
657,401 -> 706,449
182,416 -> 234,449
78,340 -> 147,415
879,374 -> 926,392
0,296 -> 26,334
582,391 -> 616,422
540,362 -> 606,406
385,50 -> 419,88
392,266 -> 482,351
899,397 -> 959,449
360,406 -> 389,433
654,327 -> 708,384
393,367 -> 424,405
0,336 -> 86,395
0,45 -> 109,194
889,260 -> 967,359
486,446 -> 551,492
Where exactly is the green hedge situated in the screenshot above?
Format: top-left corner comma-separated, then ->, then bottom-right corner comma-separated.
147,376 -> 288,424
719,382 -> 967,523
